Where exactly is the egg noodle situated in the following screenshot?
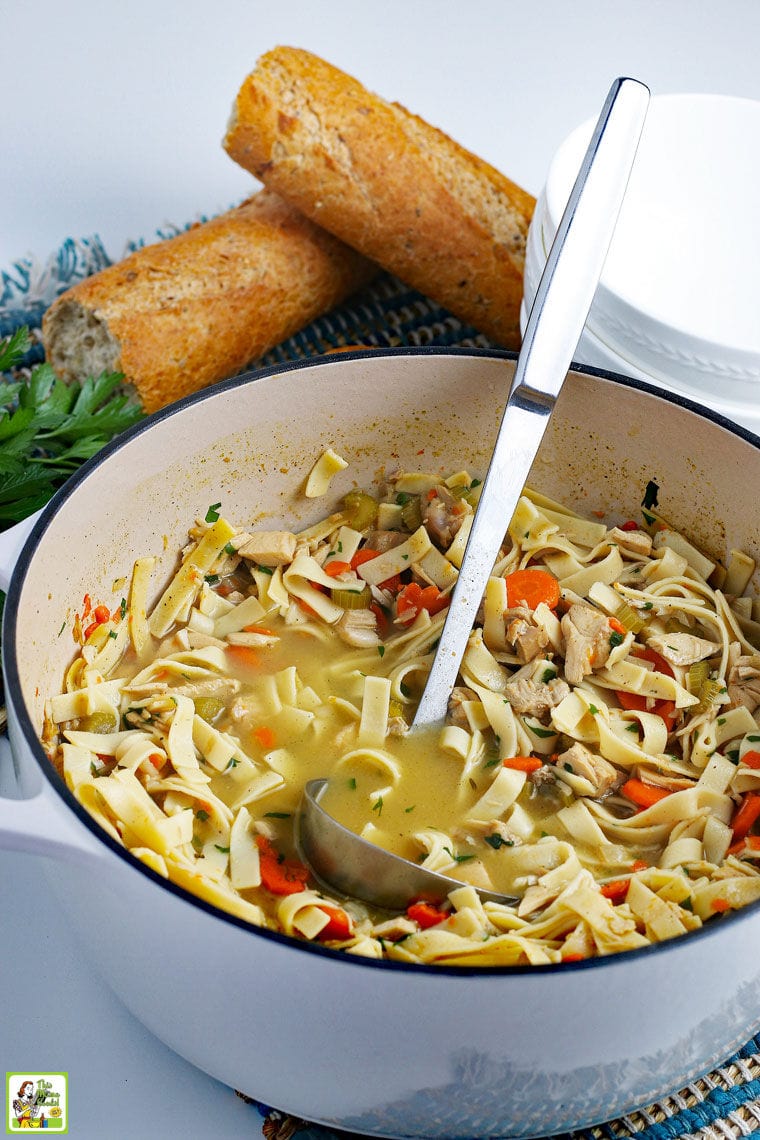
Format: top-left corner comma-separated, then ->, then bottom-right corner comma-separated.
43,456 -> 760,966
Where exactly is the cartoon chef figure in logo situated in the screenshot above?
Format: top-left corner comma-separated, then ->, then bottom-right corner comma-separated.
12,1081 -> 46,1128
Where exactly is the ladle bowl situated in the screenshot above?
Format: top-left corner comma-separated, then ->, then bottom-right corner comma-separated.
298,75 -> 650,908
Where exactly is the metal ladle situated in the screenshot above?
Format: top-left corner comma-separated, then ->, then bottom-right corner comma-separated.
299,77 -> 651,910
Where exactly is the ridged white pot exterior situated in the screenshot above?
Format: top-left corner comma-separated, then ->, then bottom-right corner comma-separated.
4,349 -> 760,1138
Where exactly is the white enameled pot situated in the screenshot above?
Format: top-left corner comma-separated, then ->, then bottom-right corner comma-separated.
3,348 -> 760,1140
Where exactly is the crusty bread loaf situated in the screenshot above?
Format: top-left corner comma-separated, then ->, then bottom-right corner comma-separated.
224,47 -> 535,350
42,189 -> 376,412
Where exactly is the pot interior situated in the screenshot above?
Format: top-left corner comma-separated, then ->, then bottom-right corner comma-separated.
10,349 -> 760,770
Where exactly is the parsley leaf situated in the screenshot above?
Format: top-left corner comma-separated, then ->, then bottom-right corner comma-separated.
484,833 -> 514,850
0,327 -> 143,527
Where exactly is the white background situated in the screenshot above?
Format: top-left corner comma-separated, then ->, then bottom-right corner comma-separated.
3,2 -> 760,1137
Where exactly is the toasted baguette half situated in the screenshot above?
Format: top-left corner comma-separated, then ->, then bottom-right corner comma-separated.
224,47 -> 535,349
42,189 -> 376,412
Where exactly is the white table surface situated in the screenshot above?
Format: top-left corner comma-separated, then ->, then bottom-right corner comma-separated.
3,2 -> 760,1136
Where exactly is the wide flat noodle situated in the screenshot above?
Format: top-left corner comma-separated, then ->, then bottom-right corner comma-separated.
43,466 -> 760,968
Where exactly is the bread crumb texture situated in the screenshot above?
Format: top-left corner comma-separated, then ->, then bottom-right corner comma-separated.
224,46 -> 536,349
41,190 -> 375,412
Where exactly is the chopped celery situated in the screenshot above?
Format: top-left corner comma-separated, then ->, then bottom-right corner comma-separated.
342,490 -> 378,530
400,496 -> 423,531
331,585 -> 371,609
615,602 -> 645,635
697,679 -> 723,714
449,483 -> 478,506
687,661 -> 710,695
77,709 -> 119,733
193,696 -> 225,724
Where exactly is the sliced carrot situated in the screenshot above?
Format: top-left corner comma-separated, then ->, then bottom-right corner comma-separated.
731,792 -> 760,841
728,834 -> 760,856
504,568 -> 560,611
633,646 -> 675,677
561,952 -> 586,963
255,835 -> 310,896
502,756 -> 543,772
616,690 -> 677,731
621,778 -> 672,810
608,616 -> 627,636
620,520 -> 640,531
711,898 -> 731,913
81,593 -> 93,620
741,750 -> 760,769
350,548 -> 381,569
226,644 -> 261,670
395,584 -> 420,619
407,901 -> 448,929
323,560 -> 352,578
349,549 -> 403,593
370,602 -> 389,634
253,725 -> 276,750
82,601 -> 114,642
601,879 -> 630,903
631,859 -> 649,872
297,599 -> 322,619
616,649 -> 677,730
316,905 -> 353,941
396,583 -> 449,620
616,691 -> 646,712
243,624 -> 275,636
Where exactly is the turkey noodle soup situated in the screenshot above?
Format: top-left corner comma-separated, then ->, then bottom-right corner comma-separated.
43,451 -> 760,966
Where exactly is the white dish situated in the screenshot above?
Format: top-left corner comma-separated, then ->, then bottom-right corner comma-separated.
534,94 -> 760,409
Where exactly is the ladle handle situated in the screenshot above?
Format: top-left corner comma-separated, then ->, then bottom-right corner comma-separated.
413,76 -> 650,727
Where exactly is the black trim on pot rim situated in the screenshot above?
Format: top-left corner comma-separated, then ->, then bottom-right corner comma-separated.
4,345 -> 760,977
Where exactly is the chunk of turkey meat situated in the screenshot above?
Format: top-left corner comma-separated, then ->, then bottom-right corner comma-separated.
503,676 -> 570,717
556,742 -> 620,797
335,608 -> 379,647
727,643 -> 760,713
237,530 -> 297,567
362,530 -> 407,554
646,632 -> 719,667
609,526 -> 653,558
561,603 -> 613,685
423,486 -> 466,549
505,606 -> 550,663
448,685 -> 479,728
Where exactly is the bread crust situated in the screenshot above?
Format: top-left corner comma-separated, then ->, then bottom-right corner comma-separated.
42,189 -> 376,412
224,47 -> 535,349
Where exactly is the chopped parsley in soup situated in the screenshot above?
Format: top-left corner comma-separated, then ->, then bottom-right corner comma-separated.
43,453 -> 760,966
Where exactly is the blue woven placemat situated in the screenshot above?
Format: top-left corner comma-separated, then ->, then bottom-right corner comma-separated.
4,234 -> 760,1140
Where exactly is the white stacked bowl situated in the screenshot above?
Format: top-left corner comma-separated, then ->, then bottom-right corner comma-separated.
522,93 -> 760,433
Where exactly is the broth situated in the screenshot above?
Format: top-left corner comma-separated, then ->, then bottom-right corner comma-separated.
43,461 -> 760,966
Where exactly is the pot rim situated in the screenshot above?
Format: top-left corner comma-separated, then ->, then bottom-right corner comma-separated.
6,344 -> 760,977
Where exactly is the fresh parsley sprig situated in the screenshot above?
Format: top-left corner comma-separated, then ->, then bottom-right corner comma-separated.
0,327 -> 144,526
